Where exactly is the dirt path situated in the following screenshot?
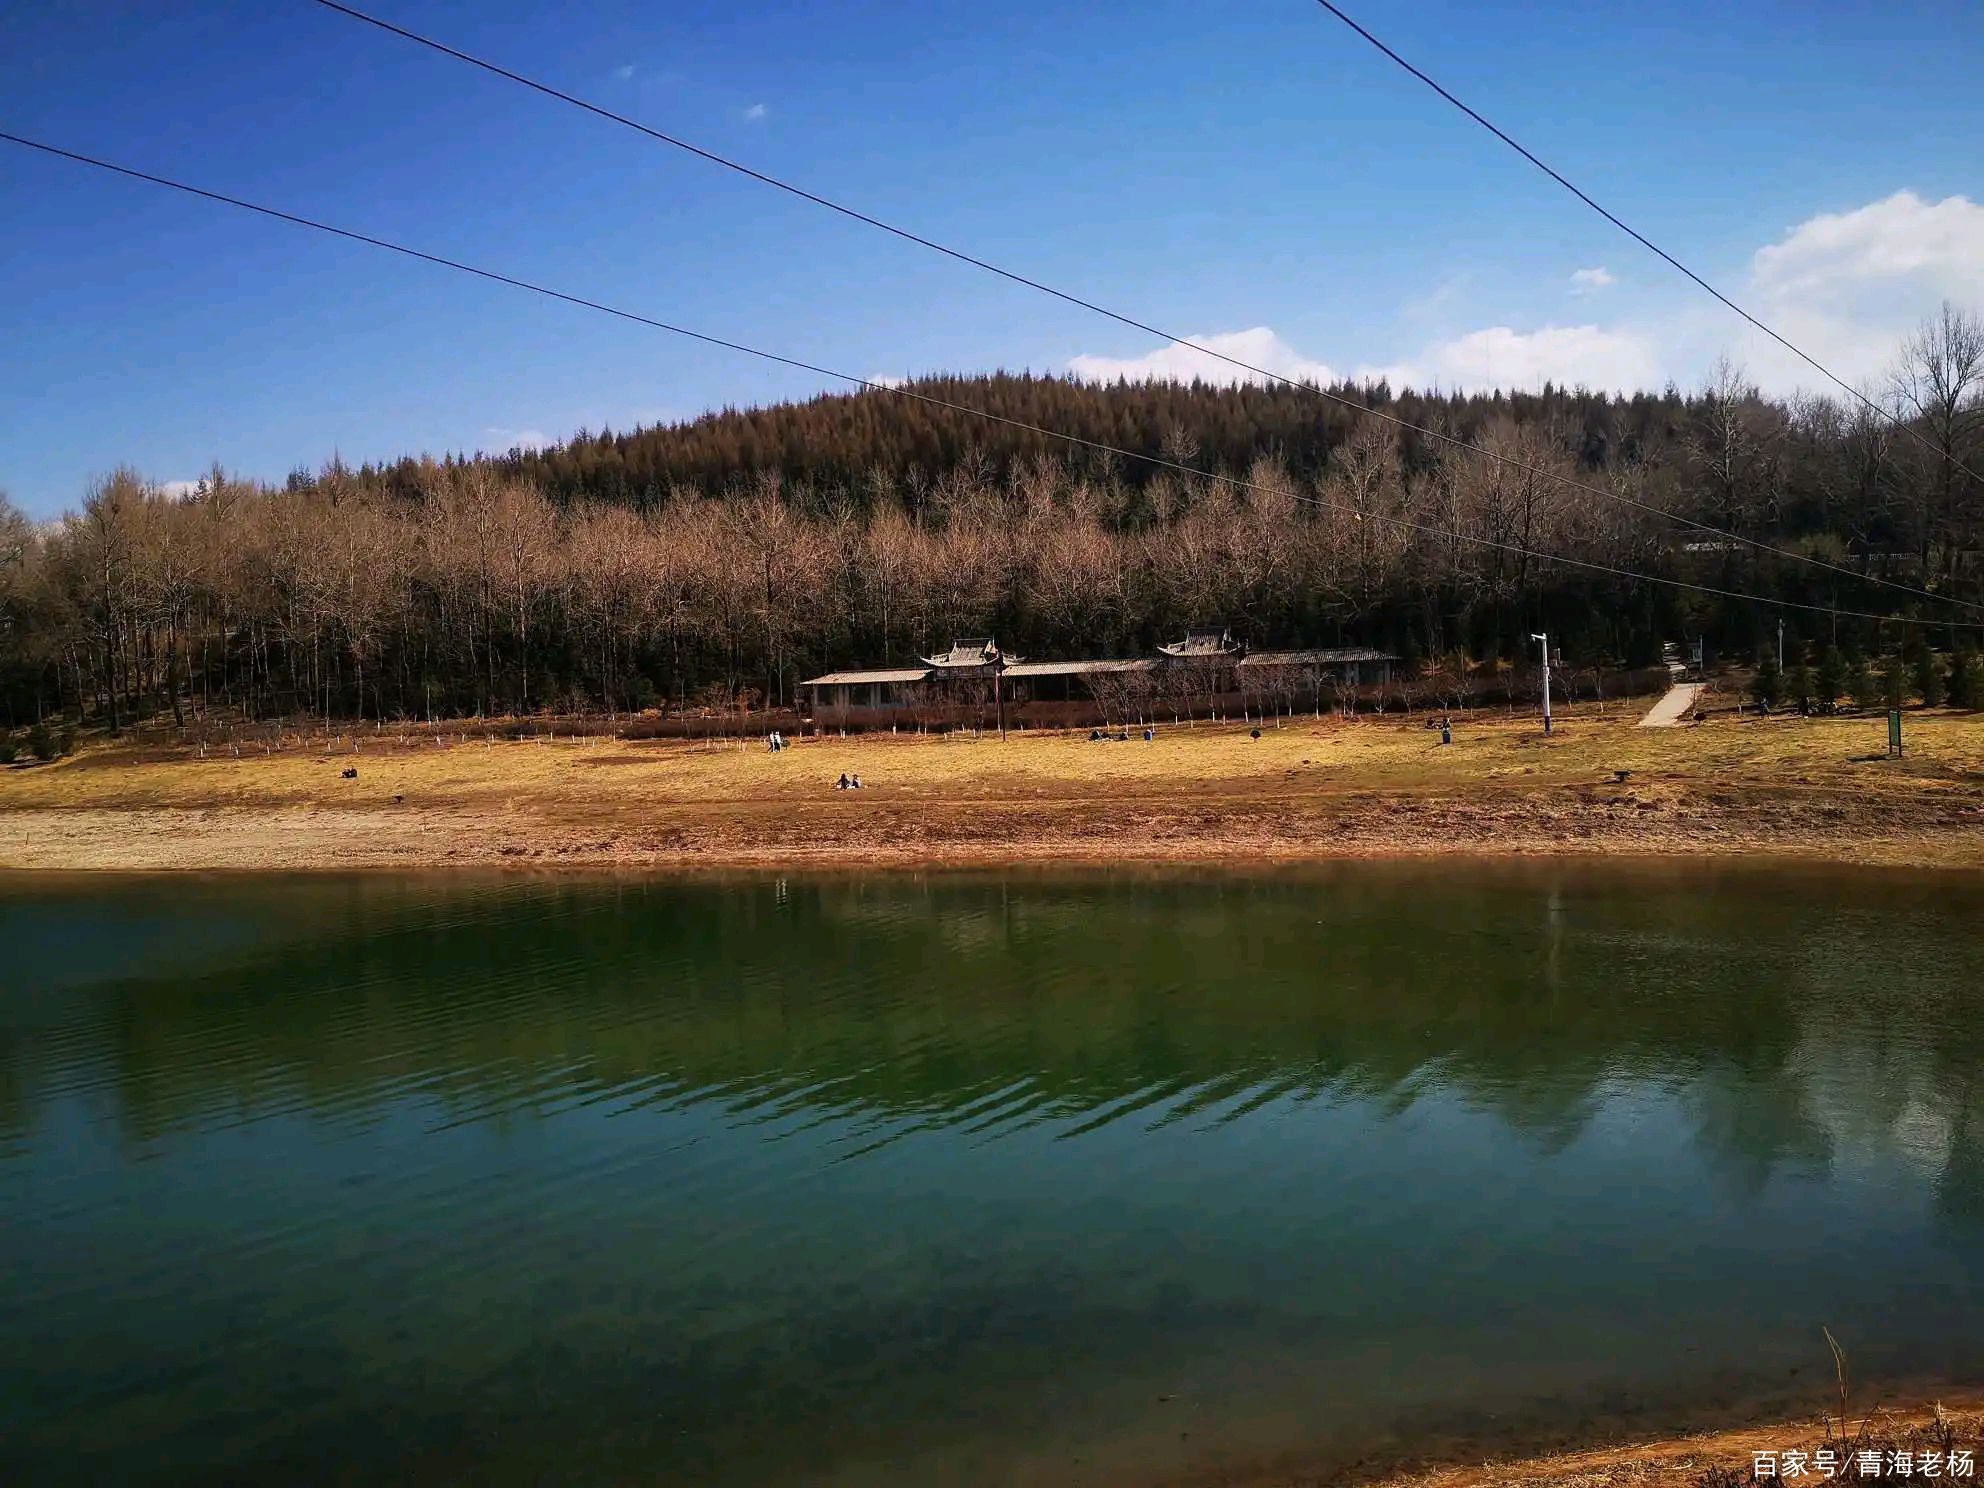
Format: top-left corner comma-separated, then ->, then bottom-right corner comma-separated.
1639,683 -> 1705,727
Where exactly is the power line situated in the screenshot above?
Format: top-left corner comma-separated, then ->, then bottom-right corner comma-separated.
1307,0 -> 1984,490
0,127 -> 1962,632
299,0 -> 1984,617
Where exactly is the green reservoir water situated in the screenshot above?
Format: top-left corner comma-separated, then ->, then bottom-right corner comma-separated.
3,865 -> 1983,1485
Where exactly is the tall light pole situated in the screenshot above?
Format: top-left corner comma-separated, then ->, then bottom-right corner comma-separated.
1531,631 -> 1552,735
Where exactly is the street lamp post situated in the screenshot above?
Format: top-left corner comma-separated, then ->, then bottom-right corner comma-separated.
1531,631 -> 1552,735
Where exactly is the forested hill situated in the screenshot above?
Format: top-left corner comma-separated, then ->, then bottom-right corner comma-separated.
355,373 -> 1668,505
6,315 -> 1981,734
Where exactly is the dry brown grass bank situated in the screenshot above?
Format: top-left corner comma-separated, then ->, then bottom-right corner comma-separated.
2,703 -> 1982,871
1329,1397 -> 1984,1488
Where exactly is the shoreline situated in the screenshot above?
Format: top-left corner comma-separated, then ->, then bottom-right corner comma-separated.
1345,1396 -> 1984,1488
4,707 -> 1981,873
1,804 -> 1981,873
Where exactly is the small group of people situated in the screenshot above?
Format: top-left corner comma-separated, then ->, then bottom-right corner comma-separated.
834,773 -> 864,790
765,730 -> 787,752
1089,727 -> 1155,742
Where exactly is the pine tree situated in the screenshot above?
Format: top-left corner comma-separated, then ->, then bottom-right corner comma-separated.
1750,655 -> 1783,712
1880,653 -> 1907,709
1951,650 -> 1984,710
1848,655 -> 1881,712
1789,663 -> 1816,715
1814,647 -> 1846,715
1915,649 -> 1947,709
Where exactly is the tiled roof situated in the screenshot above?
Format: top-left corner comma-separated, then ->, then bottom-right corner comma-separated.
1240,648 -> 1397,666
922,638 -> 1009,668
803,635 -> 1396,689
801,667 -> 933,686
805,658 -> 1160,686
1157,627 -> 1238,657
1002,658 -> 1156,677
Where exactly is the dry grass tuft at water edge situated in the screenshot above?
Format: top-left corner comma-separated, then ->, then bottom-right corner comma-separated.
1329,1399 -> 1984,1488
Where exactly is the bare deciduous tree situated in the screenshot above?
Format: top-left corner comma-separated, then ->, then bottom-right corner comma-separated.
1890,302 -> 1984,585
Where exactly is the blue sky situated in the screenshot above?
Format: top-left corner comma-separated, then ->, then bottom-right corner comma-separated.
4,0 -> 1982,517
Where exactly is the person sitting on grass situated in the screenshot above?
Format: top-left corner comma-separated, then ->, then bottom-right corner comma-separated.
850,774 -> 863,789
836,773 -> 850,790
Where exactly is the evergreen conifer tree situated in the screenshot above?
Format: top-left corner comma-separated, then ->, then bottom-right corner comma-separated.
1880,653 -> 1907,709
1848,655 -> 1881,712
1750,655 -> 1783,712
1915,649 -> 1947,708
1814,647 -> 1846,714
1789,663 -> 1816,715
1951,650 -> 1983,710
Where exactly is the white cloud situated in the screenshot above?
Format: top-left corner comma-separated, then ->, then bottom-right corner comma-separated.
483,427 -> 549,452
157,479 -> 201,499
743,102 -> 767,122
1067,324 -> 1650,398
613,63 -> 636,81
1065,191 -> 1980,404
867,373 -> 907,389
1752,191 -> 1984,302
1735,190 -> 1984,390
1068,326 -> 1338,388
1378,324 -> 1662,395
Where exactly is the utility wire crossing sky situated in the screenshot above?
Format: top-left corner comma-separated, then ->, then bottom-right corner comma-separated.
1306,0 -> 1984,487
293,0 -> 1981,615
1,0 -> 1980,516
0,126 -> 1972,630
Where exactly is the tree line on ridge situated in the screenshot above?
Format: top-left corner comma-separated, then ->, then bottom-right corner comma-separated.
0,305 -> 1980,737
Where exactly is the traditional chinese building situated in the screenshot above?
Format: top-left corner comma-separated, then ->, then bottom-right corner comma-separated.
1157,626 -> 1240,660
801,629 -> 1397,730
